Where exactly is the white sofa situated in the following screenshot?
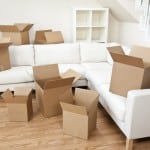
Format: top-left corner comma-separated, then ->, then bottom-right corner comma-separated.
0,43 -> 150,150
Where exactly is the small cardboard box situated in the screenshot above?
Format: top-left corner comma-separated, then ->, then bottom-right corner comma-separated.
44,31 -> 64,44
33,64 -> 81,118
107,45 -> 150,97
1,87 -> 33,122
60,88 -> 99,139
0,38 -> 11,71
34,29 -> 52,44
0,23 -> 33,45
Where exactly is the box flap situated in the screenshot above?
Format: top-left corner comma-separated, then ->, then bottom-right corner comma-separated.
44,31 -> 64,44
0,38 -> 11,48
61,69 -> 82,84
44,77 -> 74,89
1,89 -> 13,100
110,53 -> 144,68
33,64 -> 60,81
15,23 -> 33,31
107,46 -> 125,55
0,25 -> 19,32
130,45 -> 150,66
74,88 -> 99,112
14,87 -> 32,96
60,102 -> 87,115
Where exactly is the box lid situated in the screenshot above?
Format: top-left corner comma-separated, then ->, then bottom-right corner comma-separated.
60,102 -> 87,115
43,77 -> 74,89
0,23 -> 33,32
61,69 -> 82,84
130,45 -> 150,66
110,53 -> 144,68
74,88 -> 99,113
1,89 -> 13,100
107,46 -> 125,55
33,64 -> 60,81
14,87 -> 32,96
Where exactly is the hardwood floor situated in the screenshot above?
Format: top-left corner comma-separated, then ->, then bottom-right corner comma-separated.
0,99 -> 150,150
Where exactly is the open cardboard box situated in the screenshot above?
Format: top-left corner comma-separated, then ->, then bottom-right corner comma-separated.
107,45 -> 150,97
44,31 -> 64,44
0,38 -> 11,71
0,23 -> 33,45
33,64 -> 81,118
60,88 -> 99,139
1,87 -> 33,122
34,29 -> 52,44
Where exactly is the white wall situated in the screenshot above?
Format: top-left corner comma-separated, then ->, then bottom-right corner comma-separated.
0,0 -> 119,43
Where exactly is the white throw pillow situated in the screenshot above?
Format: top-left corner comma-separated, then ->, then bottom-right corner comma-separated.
80,43 -> 107,63
34,43 -> 80,65
9,45 -> 34,66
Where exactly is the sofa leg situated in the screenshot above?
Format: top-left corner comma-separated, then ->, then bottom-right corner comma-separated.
126,138 -> 133,150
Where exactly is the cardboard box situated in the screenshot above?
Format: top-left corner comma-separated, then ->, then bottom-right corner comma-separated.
34,29 -> 52,44
33,64 -> 81,118
60,88 -> 99,139
0,38 -> 11,71
107,45 -> 150,97
1,87 -> 33,122
44,31 -> 64,44
0,23 -> 33,45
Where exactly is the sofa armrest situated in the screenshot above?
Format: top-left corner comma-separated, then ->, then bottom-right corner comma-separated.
125,89 -> 150,139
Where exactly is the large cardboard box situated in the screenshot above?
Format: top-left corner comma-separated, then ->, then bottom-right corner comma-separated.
60,88 -> 99,139
107,45 -> 150,97
44,31 -> 64,44
0,38 -> 11,71
34,29 -> 52,44
0,23 -> 33,45
33,64 -> 81,118
1,87 -> 33,122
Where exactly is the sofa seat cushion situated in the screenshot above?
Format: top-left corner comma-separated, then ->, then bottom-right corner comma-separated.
58,64 -> 86,79
0,66 -> 33,85
97,84 -> 126,121
82,62 -> 112,70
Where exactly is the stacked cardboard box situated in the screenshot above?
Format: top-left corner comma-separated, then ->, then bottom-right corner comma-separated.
60,88 -> 99,139
0,38 -> 11,71
0,23 -> 33,45
107,45 -> 150,97
33,64 -> 81,118
1,87 -> 33,122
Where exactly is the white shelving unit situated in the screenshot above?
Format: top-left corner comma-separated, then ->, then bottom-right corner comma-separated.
73,8 -> 109,43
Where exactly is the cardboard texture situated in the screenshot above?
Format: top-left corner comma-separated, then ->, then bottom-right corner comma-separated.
0,38 -> 11,71
60,88 -> 99,139
108,46 -> 150,97
44,31 -> 64,44
0,23 -> 33,45
34,29 -> 52,44
1,87 -> 33,122
33,64 -> 81,118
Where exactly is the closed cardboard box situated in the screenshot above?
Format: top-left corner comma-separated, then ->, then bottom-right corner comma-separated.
1,87 -> 33,122
60,88 -> 99,139
34,29 -> 52,44
33,64 -> 81,118
44,31 -> 64,44
0,23 -> 33,45
0,38 -> 11,71
107,45 -> 150,97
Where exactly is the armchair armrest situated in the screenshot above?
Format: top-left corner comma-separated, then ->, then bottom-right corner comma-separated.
125,89 -> 150,139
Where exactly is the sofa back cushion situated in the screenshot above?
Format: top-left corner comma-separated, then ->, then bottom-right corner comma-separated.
80,43 -> 107,63
34,43 -> 80,65
9,45 -> 34,66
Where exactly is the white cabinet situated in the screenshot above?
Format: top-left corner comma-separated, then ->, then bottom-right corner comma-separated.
73,8 -> 109,43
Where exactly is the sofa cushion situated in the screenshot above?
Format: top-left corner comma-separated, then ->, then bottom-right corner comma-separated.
80,43 -> 107,63
0,66 -> 33,84
9,45 -> 34,66
34,43 -> 80,65
98,84 -> 126,121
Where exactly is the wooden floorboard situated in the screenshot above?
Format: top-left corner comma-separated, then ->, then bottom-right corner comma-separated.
0,99 -> 150,150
